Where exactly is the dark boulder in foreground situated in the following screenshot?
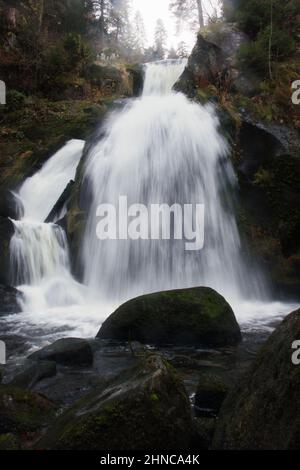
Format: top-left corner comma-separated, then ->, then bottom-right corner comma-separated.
37,354 -> 197,450
0,285 -> 23,316
29,338 -> 93,367
97,287 -> 241,347
213,309 -> 300,450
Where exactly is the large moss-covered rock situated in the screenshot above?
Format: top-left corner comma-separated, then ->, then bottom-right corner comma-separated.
29,338 -> 93,367
213,309 -> 300,450
0,217 -> 15,285
174,34 -> 226,98
97,288 -> 241,347
37,354 -> 197,450
0,285 -> 23,316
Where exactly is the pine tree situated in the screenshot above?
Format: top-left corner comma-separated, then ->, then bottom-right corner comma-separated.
177,40 -> 189,58
132,10 -> 147,54
168,46 -> 178,59
154,18 -> 168,59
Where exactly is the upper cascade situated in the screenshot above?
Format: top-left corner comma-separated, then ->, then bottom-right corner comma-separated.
142,59 -> 187,97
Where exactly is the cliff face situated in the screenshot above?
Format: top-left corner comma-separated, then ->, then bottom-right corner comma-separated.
175,27 -> 300,299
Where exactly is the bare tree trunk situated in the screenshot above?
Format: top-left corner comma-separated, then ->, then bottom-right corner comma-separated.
197,0 -> 205,29
99,0 -> 105,47
37,0 -> 44,36
268,0 -> 273,80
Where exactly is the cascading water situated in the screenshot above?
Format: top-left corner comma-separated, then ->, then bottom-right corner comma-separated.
19,139 -> 85,222
3,61 -> 297,352
7,140 -> 90,343
82,60 -> 266,304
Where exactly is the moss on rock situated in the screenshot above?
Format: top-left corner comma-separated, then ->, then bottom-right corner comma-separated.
213,309 -> 300,450
97,287 -> 241,347
37,354 -> 197,450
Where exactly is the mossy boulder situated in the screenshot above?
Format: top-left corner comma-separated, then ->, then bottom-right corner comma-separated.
0,285 -> 23,316
37,354 -> 197,450
29,338 -> 93,367
97,287 -> 241,347
213,309 -> 300,450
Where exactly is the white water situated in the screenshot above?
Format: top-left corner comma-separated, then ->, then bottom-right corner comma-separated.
83,60 -> 265,304
8,139 -> 97,344
4,61 -> 297,350
19,139 -> 85,222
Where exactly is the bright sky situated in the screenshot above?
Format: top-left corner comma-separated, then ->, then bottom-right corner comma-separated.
131,0 -> 220,51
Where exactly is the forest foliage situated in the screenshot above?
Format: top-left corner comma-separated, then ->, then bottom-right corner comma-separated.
223,0 -> 299,77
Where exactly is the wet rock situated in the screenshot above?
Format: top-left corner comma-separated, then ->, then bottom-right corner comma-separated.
126,64 -> 145,96
37,354 -> 197,450
0,385 -> 55,436
9,360 -> 57,389
195,373 -> 229,416
174,34 -> 226,98
0,285 -> 23,316
213,309 -> 300,450
0,190 -> 24,220
32,368 -> 104,406
45,180 -> 75,223
84,64 -> 133,97
97,287 -> 242,347
0,217 -> 15,286
29,338 -> 93,367
195,417 -> 217,450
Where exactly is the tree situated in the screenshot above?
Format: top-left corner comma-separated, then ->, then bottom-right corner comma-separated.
225,0 -> 299,78
132,10 -> 147,54
177,40 -> 189,58
154,18 -> 168,59
168,46 -> 178,59
170,0 -> 204,31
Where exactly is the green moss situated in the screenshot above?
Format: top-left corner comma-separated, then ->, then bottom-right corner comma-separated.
0,433 -> 20,450
0,98 -> 107,191
150,393 -> 160,402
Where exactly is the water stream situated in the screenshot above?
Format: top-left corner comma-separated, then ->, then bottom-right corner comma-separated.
3,61 -> 297,353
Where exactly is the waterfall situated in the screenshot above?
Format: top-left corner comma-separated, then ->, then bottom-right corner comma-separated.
4,62 -> 296,347
10,140 -> 85,314
19,139 -> 85,222
10,221 -> 70,286
82,60 -> 266,304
